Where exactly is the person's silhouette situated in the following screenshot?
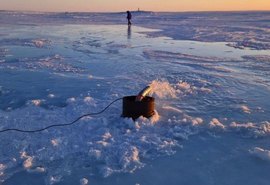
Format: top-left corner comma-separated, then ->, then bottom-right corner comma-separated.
126,11 -> 132,26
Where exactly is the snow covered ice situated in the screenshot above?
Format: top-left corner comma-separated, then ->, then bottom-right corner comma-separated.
0,11 -> 270,185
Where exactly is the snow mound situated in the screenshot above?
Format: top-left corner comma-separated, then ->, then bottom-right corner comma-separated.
149,80 -> 201,100
241,105 -> 251,114
80,178 -> 89,185
209,118 -> 226,130
230,121 -> 270,138
249,147 -> 270,161
149,80 -> 177,99
32,39 -> 51,48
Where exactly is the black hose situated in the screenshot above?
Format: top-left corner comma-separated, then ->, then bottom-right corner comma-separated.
0,97 -> 123,133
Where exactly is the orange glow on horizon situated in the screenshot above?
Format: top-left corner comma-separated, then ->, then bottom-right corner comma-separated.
0,0 -> 270,12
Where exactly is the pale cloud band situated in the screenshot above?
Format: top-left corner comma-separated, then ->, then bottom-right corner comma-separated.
0,0 -> 269,12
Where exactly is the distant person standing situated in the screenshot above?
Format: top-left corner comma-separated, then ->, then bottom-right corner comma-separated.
126,11 -> 132,26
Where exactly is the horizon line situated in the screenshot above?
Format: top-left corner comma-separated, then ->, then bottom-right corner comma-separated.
1,9 -> 270,14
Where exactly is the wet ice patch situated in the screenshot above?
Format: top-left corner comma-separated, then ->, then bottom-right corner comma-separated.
227,40 -> 270,50
143,50 -> 234,63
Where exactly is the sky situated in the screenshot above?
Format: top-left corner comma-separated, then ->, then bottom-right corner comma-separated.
0,0 -> 270,12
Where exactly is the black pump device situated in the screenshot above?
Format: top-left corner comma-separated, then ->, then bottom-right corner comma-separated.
122,86 -> 155,120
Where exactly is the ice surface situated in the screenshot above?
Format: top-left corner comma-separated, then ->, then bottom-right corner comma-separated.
0,11 -> 270,185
